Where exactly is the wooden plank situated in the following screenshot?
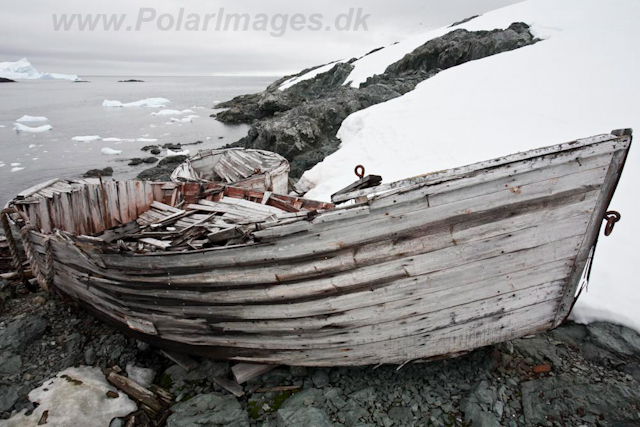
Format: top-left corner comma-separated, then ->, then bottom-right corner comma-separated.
231,363 -> 277,384
118,181 -> 131,224
213,377 -> 245,397
17,179 -> 60,199
159,350 -> 199,371
140,238 -> 171,249
106,371 -> 164,413
331,174 -> 382,201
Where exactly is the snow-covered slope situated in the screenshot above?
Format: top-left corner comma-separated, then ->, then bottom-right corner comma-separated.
299,0 -> 640,331
0,58 -> 79,81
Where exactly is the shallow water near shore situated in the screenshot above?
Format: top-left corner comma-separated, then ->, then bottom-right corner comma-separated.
0,75 -> 276,207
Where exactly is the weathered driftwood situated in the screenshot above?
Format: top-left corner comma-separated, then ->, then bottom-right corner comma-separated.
5,130 -> 632,366
171,148 -> 290,194
232,363 -> 278,384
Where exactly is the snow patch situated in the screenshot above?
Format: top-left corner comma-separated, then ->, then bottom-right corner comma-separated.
279,60 -> 346,90
0,366 -> 136,427
13,123 -> 52,133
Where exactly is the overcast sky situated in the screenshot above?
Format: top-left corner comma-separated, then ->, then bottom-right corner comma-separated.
1,0 -> 522,77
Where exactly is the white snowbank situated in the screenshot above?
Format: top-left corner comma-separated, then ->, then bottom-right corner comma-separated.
72,135 -> 101,142
103,98 -> 170,108
167,148 -> 189,156
299,0 -> 640,332
16,115 -> 48,123
151,109 -> 195,116
101,147 -> 122,155
0,58 -> 79,81
0,366 -> 136,427
13,123 -> 52,133
279,60 -> 346,90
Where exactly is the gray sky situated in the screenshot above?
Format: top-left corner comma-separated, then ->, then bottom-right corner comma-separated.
0,0 -> 522,77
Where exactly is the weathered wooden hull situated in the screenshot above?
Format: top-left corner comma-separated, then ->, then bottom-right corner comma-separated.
14,131 -> 632,366
170,148 -> 290,194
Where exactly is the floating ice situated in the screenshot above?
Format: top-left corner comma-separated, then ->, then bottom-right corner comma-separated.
10,163 -> 21,167
72,135 -> 101,142
170,117 -> 192,123
16,115 -> 48,123
13,123 -> 53,133
137,138 -> 158,142
167,148 -> 189,156
102,137 -> 122,142
0,58 -> 80,81
151,109 -> 194,116
11,167 -> 24,172
102,98 -> 169,108
101,147 -> 122,155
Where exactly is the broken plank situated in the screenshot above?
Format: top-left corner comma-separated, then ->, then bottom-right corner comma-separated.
231,363 -> 277,384
213,377 -> 245,398
159,350 -> 199,372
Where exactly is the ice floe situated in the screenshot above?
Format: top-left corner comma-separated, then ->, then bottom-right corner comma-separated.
151,109 -> 195,116
72,135 -> 101,142
167,148 -> 189,156
16,115 -> 49,123
137,138 -> 158,142
101,147 -> 122,155
13,123 -> 53,133
102,98 -> 169,108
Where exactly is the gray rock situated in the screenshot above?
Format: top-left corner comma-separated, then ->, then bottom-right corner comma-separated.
128,158 -> 143,166
137,156 -> 188,181
0,315 -> 47,352
312,369 -> 330,388
0,353 -> 21,374
388,407 -> 411,423
290,366 -> 307,377
277,406 -> 334,427
126,363 -> 156,388
0,385 -> 19,412
167,393 -> 249,427
586,322 -> 640,359
83,167 -> 113,178
511,336 -> 566,366
84,347 -> 96,365
281,388 -> 326,410
144,156 -> 159,164
150,148 -> 162,155
521,374 -> 640,425
110,418 -> 125,427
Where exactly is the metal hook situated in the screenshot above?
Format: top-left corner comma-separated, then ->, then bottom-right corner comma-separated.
354,165 -> 365,179
603,211 -> 621,236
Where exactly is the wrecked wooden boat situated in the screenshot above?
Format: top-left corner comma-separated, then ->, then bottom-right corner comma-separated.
170,147 -> 290,194
2,129 -> 632,366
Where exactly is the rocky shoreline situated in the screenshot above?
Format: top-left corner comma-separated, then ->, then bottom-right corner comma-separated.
214,22 -> 539,179
1,280 -> 639,426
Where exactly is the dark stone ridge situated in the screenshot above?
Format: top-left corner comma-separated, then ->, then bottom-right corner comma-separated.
216,22 -> 538,178
118,79 -> 145,82
0,77 -> 16,83
449,15 -> 481,27
137,155 -> 187,181
83,167 -> 113,178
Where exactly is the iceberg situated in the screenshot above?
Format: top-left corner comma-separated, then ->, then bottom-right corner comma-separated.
14,123 -> 53,133
103,98 -> 170,108
16,115 -> 48,123
167,148 -> 189,156
0,58 -> 79,81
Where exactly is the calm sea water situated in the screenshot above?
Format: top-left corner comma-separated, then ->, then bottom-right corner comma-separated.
0,76 -> 276,207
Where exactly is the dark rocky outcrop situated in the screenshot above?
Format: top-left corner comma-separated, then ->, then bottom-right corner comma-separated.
83,167 -> 113,178
118,79 -> 144,82
0,78 -> 16,83
137,155 -> 187,181
216,23 -> 538,178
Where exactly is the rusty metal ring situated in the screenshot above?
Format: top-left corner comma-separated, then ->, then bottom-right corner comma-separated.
354,165 -> 365,179
604,210 -> 621,236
